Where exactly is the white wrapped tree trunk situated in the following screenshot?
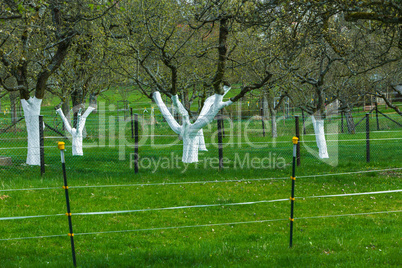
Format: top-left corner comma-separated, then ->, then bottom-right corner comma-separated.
21,97 -> 43,165
312,115 -> 329,159
153,86 -> 232,163
56,106 -> 95,156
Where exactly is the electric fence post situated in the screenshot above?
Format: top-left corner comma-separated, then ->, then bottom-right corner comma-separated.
217,115 -> 223,170
58,142 -> 77,267
289,136 -> 298,248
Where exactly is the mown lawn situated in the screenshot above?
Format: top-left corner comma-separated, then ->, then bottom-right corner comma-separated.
0,96 -> 401,267
1,134 -> 401,267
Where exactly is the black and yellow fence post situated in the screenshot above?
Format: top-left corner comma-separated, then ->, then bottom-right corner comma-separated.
289,136 -> 298,248
58,142 -> 77,267
217,115 -> 224,170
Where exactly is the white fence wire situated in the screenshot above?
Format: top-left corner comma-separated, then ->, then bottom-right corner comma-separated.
1,210 -> 400,242
1,189 -> 401,222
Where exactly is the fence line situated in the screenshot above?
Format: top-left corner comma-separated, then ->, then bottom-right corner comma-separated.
1,210 -> 400,242
70,210 -> 402,237
1,137 -> 402,151
2,129 -> 401,142
1,189 -> 400,221
1,167 -> 401,193
1,130 -> 401,143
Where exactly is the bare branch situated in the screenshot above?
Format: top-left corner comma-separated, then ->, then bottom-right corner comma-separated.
345,12 -> 402,24
0,15 -> 22,20
230,72 -> 273,102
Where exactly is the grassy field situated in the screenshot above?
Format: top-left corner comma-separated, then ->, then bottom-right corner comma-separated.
0,89 -> 401,267
0,163 -> 401,267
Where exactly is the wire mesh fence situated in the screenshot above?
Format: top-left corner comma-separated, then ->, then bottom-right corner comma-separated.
0,100 -> 401,177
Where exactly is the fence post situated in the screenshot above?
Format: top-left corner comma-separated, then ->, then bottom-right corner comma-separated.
289,136 -> 298,248
295,116 -> 300,166
130,108 -> 134,139
58,142 -> 77,267
39,115 -> 45,176
217,115 -> 223,170
221,110 -> 225,138
375,102 -> 380,130
366,113 -> 370,163
134,113 -> 139,174
341,111 -> 344,133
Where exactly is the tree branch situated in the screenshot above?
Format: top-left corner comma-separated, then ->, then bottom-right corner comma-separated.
230,72 -> 273,102
345,12 -> 402,24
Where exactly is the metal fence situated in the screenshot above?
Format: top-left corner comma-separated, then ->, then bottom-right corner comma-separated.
0,101 -> 401,178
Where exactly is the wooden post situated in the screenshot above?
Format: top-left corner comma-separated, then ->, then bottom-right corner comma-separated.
375,102 -> 380,131
301,110 -> 306,135
217,116 -> 223,170
221,109 -> 225,138
366,113 -> 370,163
134,113 -> 139,173
130,108 -> 134,139
341,111 -> 344,133
39,115 -> 45,176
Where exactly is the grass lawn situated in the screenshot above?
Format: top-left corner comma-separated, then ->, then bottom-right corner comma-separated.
0,166 -> 401,267
0,91 -> 401,267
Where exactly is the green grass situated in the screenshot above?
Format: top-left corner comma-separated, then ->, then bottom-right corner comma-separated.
0,94 -> 401,267
0,169 -> 401,267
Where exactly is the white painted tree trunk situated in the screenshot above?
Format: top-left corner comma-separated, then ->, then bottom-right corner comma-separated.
56,107 -> 95,156
21,97 -> 42,165
153,87 -> 232,163
181,127 -> 203,163
312,115 -> 329,159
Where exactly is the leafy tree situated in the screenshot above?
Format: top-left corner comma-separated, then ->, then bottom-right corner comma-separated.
0,0 -> 118,165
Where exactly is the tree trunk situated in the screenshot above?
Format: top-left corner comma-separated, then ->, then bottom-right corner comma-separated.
89,93 -> 97,113
267,97 -> 277,138
312,115 -> 329,159
21,97 -> 42,165
9,91 -> 19,124
154,92 -> 208,163
263,95 -> 269,120
181,89 -> 190,113
182,130 -> 202,163
198,86 -> 206,115
153,90 -> 232,163
62,97 -> 70,131
71,88 -> 84,128
56,107 -> 94,156
345,109 -> 355,134
271,113 -> 277,138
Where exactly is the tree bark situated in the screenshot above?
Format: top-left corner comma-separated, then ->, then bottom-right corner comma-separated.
312,115 -> 329,159
71,88 -> 84,128
212,18 -> 229,95
89,93 -> 97,113
153,89 -> 232,163
345,110 -> 356,134
21,97 -> 42,165
56,107 -> 95,156
271,111 -> 277,138
9,91 -> 19,124
61,98 -> 70,131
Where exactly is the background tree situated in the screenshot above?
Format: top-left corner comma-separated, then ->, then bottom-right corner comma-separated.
111,0 -> 278,162
0,0 -> 118,165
